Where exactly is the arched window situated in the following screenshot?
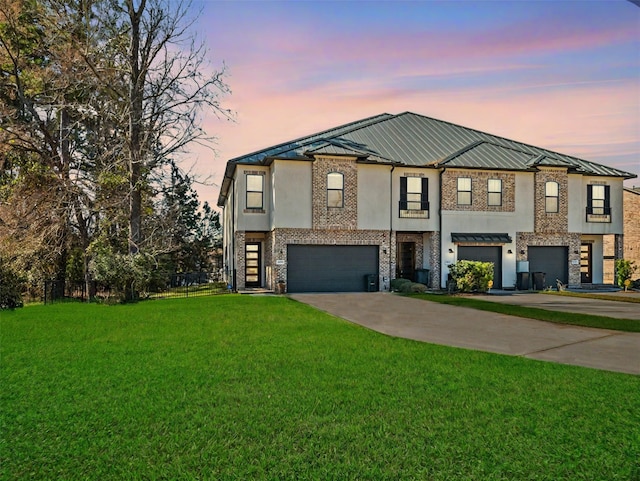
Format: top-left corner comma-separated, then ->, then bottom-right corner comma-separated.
545,181 -> 559,213
327,172 -> 344,207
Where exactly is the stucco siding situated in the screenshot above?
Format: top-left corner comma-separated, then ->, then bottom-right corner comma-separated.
272,160 -> 312,229
357,164 -> 391,230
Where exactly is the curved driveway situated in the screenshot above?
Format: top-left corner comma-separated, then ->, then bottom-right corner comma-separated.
289,292 -> 640,375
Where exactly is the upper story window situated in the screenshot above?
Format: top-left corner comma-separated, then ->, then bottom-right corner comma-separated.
246,174 -> 264,209
400,176 -> 429,218
586,184 -> 611,222
487,179 -> 502,206
457,177 -> 472,205
545,181 -> 559,213
327,172 -> 344,207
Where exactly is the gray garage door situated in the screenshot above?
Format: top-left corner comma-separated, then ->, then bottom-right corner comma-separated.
458,246 -> 503,289
528,246 -> 568,289
287,245 -> 379,293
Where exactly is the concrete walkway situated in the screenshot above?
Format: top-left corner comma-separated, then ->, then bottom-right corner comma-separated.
289,292 -> 640,375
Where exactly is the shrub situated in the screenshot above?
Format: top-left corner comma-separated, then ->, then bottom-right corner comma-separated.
390,278 -> 412,292
0,259 -> 24,309
448,260 -> 494,293
409,282 -> 428,293
615,259 -> 637,291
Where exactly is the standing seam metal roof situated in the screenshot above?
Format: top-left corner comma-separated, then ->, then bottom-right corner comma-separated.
217,111 -> 636,206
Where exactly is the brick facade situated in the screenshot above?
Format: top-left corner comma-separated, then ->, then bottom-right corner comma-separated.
441,169 -> 515,212
516,232 -> 582,286
534,168 -> 568,233
270,228 -> 391,292
604,188 -> 640,273
312,157 -> 358,229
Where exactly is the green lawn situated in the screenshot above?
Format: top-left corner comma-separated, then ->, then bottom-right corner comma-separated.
411,293 -> 640,332
2,296 -> 639,480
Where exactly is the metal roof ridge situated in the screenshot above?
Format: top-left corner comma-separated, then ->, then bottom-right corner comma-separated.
227,113 -> 395,164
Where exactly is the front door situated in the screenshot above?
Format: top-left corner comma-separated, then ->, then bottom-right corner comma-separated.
580,243 -> 592,284
397,242 -> 415,281
245,243 -> 261,287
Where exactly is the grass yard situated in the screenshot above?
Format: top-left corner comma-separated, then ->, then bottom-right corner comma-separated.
411,293 -> 640,332
2,296 -> 639,480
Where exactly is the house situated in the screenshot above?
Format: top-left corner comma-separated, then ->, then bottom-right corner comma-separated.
603,187 -> 640,282
217,112 -> 636,292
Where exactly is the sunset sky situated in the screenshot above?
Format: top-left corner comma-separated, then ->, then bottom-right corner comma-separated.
185,0 -> 640,206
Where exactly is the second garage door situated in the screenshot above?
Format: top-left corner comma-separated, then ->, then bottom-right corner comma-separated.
528,246 -> 568,289
287,245 -> 379,293
457,246 -> 503,289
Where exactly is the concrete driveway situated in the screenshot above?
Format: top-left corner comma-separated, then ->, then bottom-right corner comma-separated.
289,292 -> 640,375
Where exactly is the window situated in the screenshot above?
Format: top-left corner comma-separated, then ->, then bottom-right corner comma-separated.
586,184 -> 611,222
327,172 -> 343,207
487,179 -> 502,206
400,176 -> 429,218
545,181 -> 559,213
246,174 -> 263,209
457,177 -> 472,205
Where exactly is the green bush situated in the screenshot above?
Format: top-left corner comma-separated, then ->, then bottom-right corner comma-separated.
409,282 -> 428,293
0,259 -> 24,309
615,259 -> 637,291
448,260 -> 494,293
89,245 -> 167,302
390,278 -> 412,292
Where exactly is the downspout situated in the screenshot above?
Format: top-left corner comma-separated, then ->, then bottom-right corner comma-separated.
438,167 -> 444,290
388,164 -> 395,290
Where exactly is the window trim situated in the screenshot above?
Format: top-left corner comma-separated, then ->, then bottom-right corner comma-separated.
327,172 -> 344,208
245,173 -> 264,210
586,184 -> 611,222
457,177 -> 472,205
487,178 -> 502,206
399,176 -> 429,218
545,181 -> 559,213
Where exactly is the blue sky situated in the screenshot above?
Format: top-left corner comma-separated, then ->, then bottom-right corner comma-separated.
183,0 -> 640,205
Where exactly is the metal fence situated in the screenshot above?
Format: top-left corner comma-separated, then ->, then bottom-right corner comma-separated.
43,272 -> 227,304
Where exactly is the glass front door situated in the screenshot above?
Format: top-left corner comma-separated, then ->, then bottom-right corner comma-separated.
580,243 -> 592,284
245,243 -> 261,287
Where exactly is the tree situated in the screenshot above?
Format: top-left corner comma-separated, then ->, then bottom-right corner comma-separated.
106,0 -> 230,254
1,0 -> 229,299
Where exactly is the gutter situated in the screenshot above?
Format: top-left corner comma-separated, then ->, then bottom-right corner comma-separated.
439,167 -> 444,290
389,164 -> 395,290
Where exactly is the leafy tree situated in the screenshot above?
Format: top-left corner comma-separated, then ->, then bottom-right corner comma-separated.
1,0 -> 229,300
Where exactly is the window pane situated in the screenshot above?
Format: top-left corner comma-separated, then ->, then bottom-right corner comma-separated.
488,192 -> 501,206
246,174 -> 263,192
592,185 -> 605,199
327,190 -> 343,207
247,192 -> 263,209
407,177 -> 421,193
488,179 -> 501,193
327,173 -> 343,189
407,193 -> 421,202
457,191 -> 471,205
407,201 -> 421,210
546,197 -> 558,213
458,177 -> 471,191
546,181 -> 558,196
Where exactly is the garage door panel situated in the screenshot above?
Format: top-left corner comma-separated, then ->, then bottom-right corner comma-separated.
457,246 -> 503,289
528,246 -> 568,288
288,245 -> 378,293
